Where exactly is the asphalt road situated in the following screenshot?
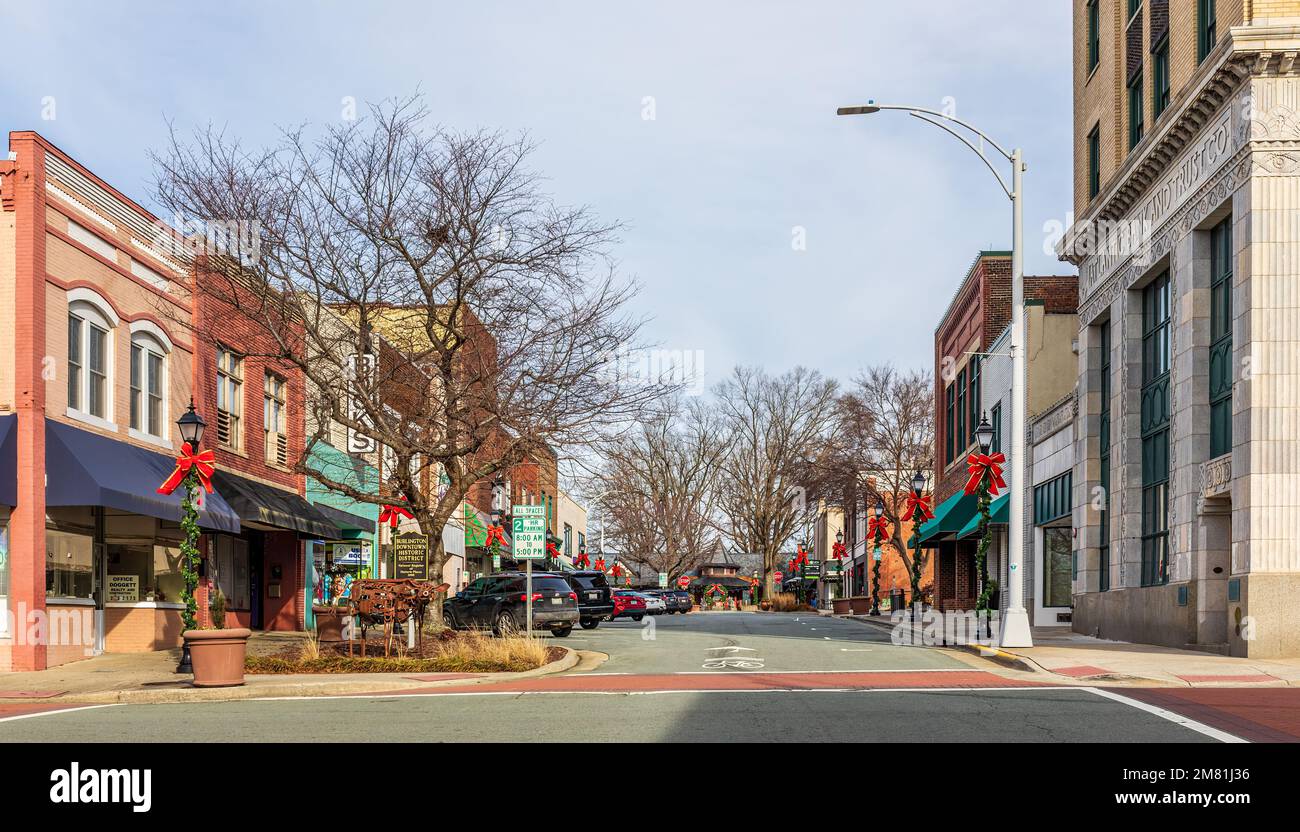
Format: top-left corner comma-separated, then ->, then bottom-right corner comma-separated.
0,613 -> 1244,742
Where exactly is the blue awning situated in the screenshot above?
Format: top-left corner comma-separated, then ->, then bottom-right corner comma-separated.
45,419 -> 240,533
0,414 -> 16,506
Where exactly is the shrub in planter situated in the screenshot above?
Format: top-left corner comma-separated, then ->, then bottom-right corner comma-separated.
184,589 -> 251,687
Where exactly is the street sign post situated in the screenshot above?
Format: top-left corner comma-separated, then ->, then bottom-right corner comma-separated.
658,572 -> 668,588
513,505 -> 547,633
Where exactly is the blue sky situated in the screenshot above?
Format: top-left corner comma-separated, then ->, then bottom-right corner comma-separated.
2,0 -> 1075,387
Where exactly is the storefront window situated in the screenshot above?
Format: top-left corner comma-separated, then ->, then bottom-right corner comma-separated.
46,530 -> 94,599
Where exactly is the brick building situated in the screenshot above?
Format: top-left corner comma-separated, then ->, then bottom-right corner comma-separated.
1063,1 -> 1300,656
919,251 -> 1077,613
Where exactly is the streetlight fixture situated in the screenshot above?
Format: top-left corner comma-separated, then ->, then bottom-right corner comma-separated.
975,412 -> 994,455
174,399 -> 206,674
838,100 -> 1032,647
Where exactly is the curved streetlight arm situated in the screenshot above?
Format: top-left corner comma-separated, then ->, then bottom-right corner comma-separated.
856,103 -> 1013,161
908,112 -> 1012,200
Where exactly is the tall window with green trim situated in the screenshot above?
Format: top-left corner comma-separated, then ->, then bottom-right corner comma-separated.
945,382 -> 955,465
1141,274 -> 1171,587
968,354 -> 981,446
990,401 -> 1002,455
956,367 -> 967,458
1088,124 -> 1101,199
1198,0 -> 1217,64
1098,321 -> 1111,592
1210,216 -> 1233,458
1128,73 -> 1144,150
1087,0 -> 1100,73
1154,39 -> 1170,118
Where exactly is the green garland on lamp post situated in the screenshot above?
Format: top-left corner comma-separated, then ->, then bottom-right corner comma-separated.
168,399 -> 209,674
869,500 -> 886,616
971,414 -> 1000,639
179,468 -> 201,633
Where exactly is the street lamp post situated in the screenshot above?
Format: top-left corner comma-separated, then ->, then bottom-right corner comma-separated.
910,469 -> 927,619
174,400 -> 206,674
870,500 -> 885,616
973,414 -> 997,638
837,100 -> 1032,647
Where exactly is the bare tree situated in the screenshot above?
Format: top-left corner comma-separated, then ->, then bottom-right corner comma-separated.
806,366 -> 934,601
150,96 -> 674,583
589,398 -> 729,578
714,366 -> 839,596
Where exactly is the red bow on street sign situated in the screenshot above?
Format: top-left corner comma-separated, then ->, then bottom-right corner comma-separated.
157,442 -> 215,495
903,492 -> 935,523
484,524 -> 507,548
867,515 -> 890,541
378,504 -> 414,528
963,452 -> 1008,497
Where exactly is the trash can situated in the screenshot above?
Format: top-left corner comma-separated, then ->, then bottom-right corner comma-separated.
889,588 -> 905,612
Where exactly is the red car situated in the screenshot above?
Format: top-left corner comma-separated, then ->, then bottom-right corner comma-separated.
610,589 -> 647,622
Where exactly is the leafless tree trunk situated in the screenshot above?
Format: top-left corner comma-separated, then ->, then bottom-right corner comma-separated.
588,398 -> 729,579
805,366 -> 934,596
150,96 -> 675,582
714,366 -> 839,597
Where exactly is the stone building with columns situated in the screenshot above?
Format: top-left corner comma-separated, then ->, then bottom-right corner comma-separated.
1062,1 -> 1300,656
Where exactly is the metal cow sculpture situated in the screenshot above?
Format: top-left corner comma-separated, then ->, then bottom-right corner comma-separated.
346,578 -> 446,657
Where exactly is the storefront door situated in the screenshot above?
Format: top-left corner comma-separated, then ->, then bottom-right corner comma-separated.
92,542 -> 107,655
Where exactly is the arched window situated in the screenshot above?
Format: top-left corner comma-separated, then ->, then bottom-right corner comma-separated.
66,290 -> 119,426
129,321 -> 172,441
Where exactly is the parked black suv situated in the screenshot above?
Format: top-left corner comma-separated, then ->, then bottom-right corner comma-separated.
553,570 -> 615,629
443,573 -> 580,637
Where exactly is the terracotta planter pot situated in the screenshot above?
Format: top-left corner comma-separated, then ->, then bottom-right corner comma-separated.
183,628 -> 251,687
832,598 -> 852,615
313,606 -> 348,642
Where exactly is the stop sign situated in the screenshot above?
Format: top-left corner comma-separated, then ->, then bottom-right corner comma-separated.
677,575 -> 690,588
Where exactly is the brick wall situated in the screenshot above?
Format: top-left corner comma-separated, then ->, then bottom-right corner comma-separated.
104,606 -> 183,652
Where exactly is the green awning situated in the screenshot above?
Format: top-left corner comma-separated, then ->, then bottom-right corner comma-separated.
956,493 -> 1010,539
916,490 -> 979,546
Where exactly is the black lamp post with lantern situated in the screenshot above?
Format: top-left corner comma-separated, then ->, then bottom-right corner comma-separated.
909,469 -> 927,618
174,400 -> 206,674
870,499 -> 886,616
973,413 -> 998,629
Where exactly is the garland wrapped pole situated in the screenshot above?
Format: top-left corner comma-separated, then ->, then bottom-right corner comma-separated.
902,481 -> 934,621
963,416 -> 1004,639
867,509 -> 888,616
156,402 -> 213,673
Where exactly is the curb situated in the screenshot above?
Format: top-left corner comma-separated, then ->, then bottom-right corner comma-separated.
833,613 -> 1040,674
57,646 -> 579,706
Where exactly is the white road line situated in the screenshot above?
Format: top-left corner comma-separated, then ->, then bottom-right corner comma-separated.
0,704 -> 119,723
1083,687 -> 1247,744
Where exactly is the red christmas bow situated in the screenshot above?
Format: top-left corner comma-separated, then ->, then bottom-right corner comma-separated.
378,504 -> 414,528
611,563 -> 623,578
867,515 -> 890,541
594,557 -> 606,572
157,442 -> 215,495
832,541 -> 847,560
484,524 -> 507,548
546,541 -> 560,560
795,546 -> 809,567
574,551 -> 590,569
963,452 -> 1008,497
903,492 -> 934,523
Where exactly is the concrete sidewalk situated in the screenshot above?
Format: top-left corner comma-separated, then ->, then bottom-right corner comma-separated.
0,634 -> 580,704
837,612 -> 1300,687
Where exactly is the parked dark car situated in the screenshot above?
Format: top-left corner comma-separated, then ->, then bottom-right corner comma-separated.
550,570 -> 614,629
641,589 -> 691,614
443,573 -> 579,637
